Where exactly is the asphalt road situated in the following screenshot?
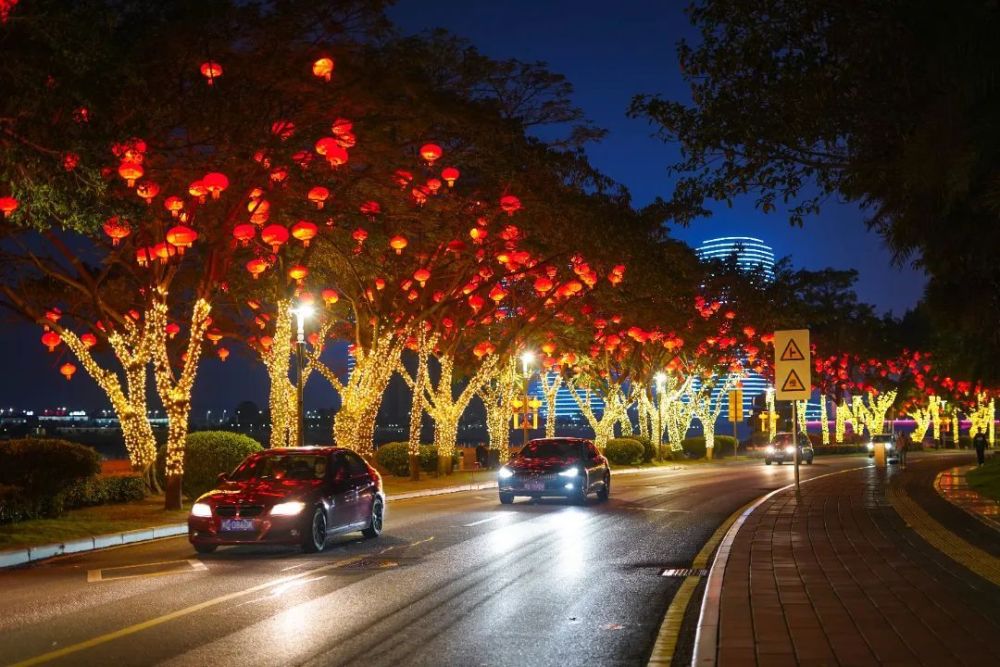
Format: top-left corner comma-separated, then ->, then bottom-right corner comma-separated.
0,456 -> 869,667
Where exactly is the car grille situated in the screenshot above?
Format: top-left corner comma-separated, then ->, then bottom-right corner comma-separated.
216,505 -> 265,518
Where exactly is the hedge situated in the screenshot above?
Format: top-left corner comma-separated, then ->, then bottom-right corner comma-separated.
0,439 -> 100,495
375,442 -> 446,476
681,435 -> 737,459
630,435 -> 656,463
605,438 -> 645,466
158,431 -> 263,500
64,475 -> 147,509
812,445 -> 868,456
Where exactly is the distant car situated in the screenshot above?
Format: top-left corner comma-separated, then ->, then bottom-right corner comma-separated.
188,446 -> 385,554
764,432 -> 814,465
867,434 -> 899,462
497,437 -> 610,504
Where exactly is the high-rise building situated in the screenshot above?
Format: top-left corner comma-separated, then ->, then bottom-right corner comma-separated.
697,236 -> 775,281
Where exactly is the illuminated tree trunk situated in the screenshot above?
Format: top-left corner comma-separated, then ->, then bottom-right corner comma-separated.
60,324 -> 159,487
910,399 -> 934,444
866,390 -> 897,435
689,381 -> 727,459
835,401 -> 850,443
796,400 -> 809,437
398,333 -> 434,480
636,388 -> 653,442
766,388 -> 777,441
967,392 -> 993,439
263,304 -> 297,449
851,395 -> 872,438
424,353 -> 497,475
664,397 -> 695,450
819,397 -> 830,445
931,399 -> 943,442
479,358 -> 519,464
316,331 -> 404,458
151,298 -> 212,510
538,371 -> 562,439
568,382 -> 625,451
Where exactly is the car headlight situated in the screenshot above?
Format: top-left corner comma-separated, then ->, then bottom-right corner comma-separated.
886,443 -> 893,449
270,501 -> 306,516
191,502 -> 212,518
785,445 -> 795,454
498,467 -> 514,479
765,445 -> 775,453
558,467 -> 579,477
867,442 -> 874,450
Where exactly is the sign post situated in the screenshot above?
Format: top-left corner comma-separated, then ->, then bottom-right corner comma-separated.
774,329 -> 811,492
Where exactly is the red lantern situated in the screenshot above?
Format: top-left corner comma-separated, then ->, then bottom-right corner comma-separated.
166,322 -> 181,338
489,285 -> 507,303
152,242 -> 175,263
232,223 -> 255,247
307,186 -> 329,209
288,264 -> 308,285
291,221 -> 318,247
352,227 -> 368,246
321,289 -> 340,306
0,196 -> 18,218
81,333 -> 98,348
419,143 -> 442,164
389,235 -> 408,254
469,227 -> 487,243
164,196 -> 184,217
188,180 -> 208,202
261,224 -> 289,252
63,152 -> 80,171
102,217 -> 131,246
41,331 -> 61,352
217,347 -> 230,362
117,161 -> 143,187
468,294 -> 485,313
359,201 -> 380,218
534,276 -> 554,293
59,363 -> 77,381
331,118 -> 353,135
205,328 -> 223,345
312,57 -> 334,81
203,172 -> 229,199
441,167 -> 460,187
246,258 -> 268,279
200,61 -> 223,84
166,225 -> 197,254
271,119 -> 295,139
413,268 -> 431,287
499,194 -> 521,216
135,181 -> 160,204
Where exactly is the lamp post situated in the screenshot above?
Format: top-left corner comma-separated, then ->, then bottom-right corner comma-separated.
654,372 -> 667,452
520,350 -> 535,447
290,302 -> 314,447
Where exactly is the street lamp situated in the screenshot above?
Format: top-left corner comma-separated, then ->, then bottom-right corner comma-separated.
654,372 -> 667,449
520,350 -> 535,447
290,302 -> 314,447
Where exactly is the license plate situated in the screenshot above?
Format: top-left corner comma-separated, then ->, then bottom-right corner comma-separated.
525,480 -> 545,492
221,518 -> 255,532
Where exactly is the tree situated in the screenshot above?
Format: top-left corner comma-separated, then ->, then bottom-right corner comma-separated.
631,0 -> 1000,382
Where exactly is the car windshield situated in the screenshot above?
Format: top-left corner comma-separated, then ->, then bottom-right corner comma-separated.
518,441 -> 581,462
229,453 -> 327,482
772,434 -> 808,446
871,435 -> 894,443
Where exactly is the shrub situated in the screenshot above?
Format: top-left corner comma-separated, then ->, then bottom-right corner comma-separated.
0,438 -> 100,496
605,438 -> 645,466
158,431 -> 263,500
375,442 -> 411,476
681,435 -> 737,459
64,475 -> 147,509
0,484 -> 42,524
420,445 -> 441,473
631,435 -> 656,463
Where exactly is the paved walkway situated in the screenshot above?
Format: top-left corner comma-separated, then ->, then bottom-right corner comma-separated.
714,461 -> 1000,666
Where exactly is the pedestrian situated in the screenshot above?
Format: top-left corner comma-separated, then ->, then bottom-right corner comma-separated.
973,427 -> 988,466
475,443 -> 487,469
895,431 -> 908,469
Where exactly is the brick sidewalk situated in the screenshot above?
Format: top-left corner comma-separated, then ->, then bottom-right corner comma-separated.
715,466 -> 1000,666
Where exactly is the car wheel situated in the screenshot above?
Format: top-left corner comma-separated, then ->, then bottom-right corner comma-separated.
806,458 -> 813,465
362,497 -> 384,538
301,507 -> 327,553
193,543 -> 216,555
597,475 -> 610,502
499,492 -> 514,505
777,461 -> 783,465
765,459 -> 771,465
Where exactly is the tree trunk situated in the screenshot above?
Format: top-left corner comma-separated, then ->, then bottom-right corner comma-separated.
433,414 -> 459,475
820,398 -> 831,445
164,474 -> 183,511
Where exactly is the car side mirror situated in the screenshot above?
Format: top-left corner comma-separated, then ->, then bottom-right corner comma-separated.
217,472 -> 228,483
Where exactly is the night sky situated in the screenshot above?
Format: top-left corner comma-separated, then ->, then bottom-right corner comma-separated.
0,0 -> 926,414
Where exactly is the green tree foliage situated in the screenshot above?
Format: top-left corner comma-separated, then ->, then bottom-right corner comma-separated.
631,0 -> 1000,381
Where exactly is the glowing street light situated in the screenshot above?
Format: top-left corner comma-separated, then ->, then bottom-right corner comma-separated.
290,303 -> 315,447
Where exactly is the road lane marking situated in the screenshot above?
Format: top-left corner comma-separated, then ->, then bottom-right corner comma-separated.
10,554 -> 367,667
462,516 -> 501,527
86,559 -> 207,583
647,575 -> 700,665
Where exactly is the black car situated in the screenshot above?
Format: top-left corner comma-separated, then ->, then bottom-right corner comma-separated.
764,432 -> 814,465
867,434 -> 899,462
497,437 -> 610,504
188,447 -> 385,554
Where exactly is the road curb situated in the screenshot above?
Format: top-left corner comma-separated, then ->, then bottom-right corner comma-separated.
0,464 -> 683,569
933,465 -> 1000,532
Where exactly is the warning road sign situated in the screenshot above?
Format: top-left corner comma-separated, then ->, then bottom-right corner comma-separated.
774,329 -> 811,400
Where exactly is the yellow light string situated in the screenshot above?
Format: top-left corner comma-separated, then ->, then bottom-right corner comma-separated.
866,390 -> 897,436
478,357 -> 520,463
834,402 -> 849,443
820,397 -> 831,445
423,351 -> 499,462
766,387 -> 777,441
538,370 -> 563,439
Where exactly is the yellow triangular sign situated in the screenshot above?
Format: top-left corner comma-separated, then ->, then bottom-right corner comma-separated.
781,369 -> 806,393
780,338 -> 806,362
